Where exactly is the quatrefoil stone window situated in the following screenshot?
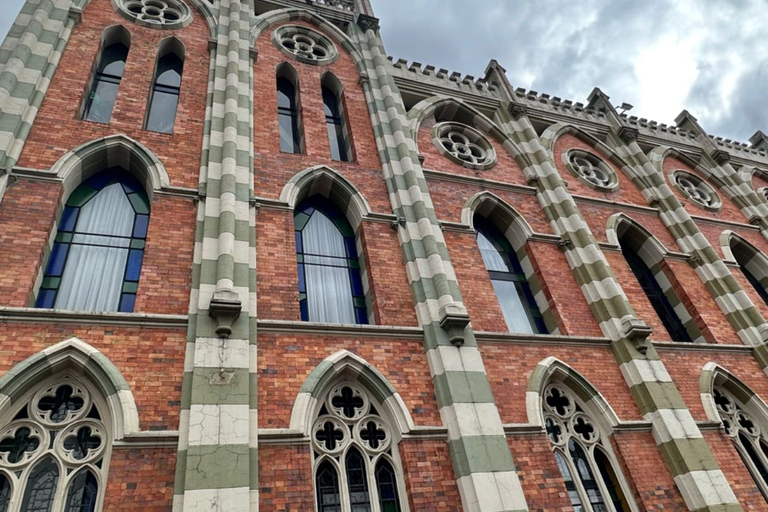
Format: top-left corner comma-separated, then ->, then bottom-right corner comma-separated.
432,122 -> 497,170
564,150 -> 618,192
114,0 -> 192,29
273,25 -> 338,66
671,170 -> 722,211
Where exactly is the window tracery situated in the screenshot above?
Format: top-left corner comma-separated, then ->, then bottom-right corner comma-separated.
0,375 -> 110,512
565,150 -> 618,192
671,171 -> 721,211
542,384 -> 632,512
312,381 -> 406,512
273,26 -> 338,66
114,0 -> 192,28
431,122 -> 496,170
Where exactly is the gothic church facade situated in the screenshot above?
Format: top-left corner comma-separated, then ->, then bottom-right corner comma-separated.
2,1 -> 768,511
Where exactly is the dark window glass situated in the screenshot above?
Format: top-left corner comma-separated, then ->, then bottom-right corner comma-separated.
277,76 -> 302,154
295,198 -> 367,324
620,240 -> 692,342
146,52 -> 183,133
568,440 -> 608,512
594,448 -> 628,512
36,169 -> 150,313
83,42 -> 128,123
474,217 -> 547,334
20,458 -> 59,512
65,470 -> 99,512
740,263 -> 768,306
0,473 -> 10,512
375,459 -> 401,512
554,451 -> 584,511
315,460 -> 341,512
740,433 -> 768,487
345,448 -> 371,512
322,85 -> 349,162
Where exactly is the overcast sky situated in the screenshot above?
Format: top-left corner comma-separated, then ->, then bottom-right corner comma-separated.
2,0 -> 766,143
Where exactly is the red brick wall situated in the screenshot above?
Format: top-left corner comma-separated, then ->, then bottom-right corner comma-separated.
259,444 -> 315,511
480,343 -> 643,424
706,430 -> 768,511
510,435 -> 573,511
578,201 -> 678,248
257,333 -> 441,428
18,0 -> 209,189
0,323 -> 185,430
104,447 -> 175,512
399,439 -> 462,512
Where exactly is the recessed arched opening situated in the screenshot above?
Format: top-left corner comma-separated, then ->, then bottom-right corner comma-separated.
321,72 -> 353,163
82,25 -> 131,124
726,233 -> 768,306
145,37 -> 185,134
276,62 -> 303,154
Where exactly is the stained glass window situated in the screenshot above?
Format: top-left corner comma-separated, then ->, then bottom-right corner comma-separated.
36,169 -> 149,313
316,461 -> 341,512
295,198 -> 367,324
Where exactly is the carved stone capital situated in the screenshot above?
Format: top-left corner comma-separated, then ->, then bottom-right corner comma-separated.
617,126 -> 639,144
209,290 -> 242,338
711,149 -> 730,165
356,13 -> 380,32
439,304 -> 471,346
507,103 -> 528,119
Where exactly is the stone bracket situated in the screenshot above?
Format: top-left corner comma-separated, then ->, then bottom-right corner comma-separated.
617,126 -> 639,143
439,304 -> 471,346
622,317 -> 653,354
209,290 -> 242,338
356,13 -> 380,32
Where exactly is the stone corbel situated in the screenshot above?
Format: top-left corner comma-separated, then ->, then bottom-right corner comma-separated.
356,13 -> 380,32
687,253 -> 703,268
209,290 -> 242,338
507,103 -> 528,119
711,149 -> 730,165
439,304 -> 471,346
68,6 -> 83,24
621,317 -> 653,355
556,235 -> 573,251
617,126 -> 639,144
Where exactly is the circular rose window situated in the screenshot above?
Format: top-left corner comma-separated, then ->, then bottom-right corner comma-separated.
114,0 -> 192,28
565,149 -> 618,192
671,170 -> 721,211
431,122 -> 496,170
273,25 -> 338,66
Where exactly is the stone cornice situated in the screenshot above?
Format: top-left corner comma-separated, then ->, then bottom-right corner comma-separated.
653,340 -> 754,353
256,319 -> 423,339
0,307 -> 188,328
474,331 -> 611,347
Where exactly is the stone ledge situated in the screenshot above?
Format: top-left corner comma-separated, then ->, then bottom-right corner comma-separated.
0,307 -> 188,328
256,319 -> 423,339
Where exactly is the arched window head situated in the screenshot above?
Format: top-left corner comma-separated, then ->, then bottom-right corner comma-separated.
618,233 -> 692,342
713,385 -> 768,499
145,39 -> 184,133
474,216 -> 546,334
0,374 -> 111,512
322,74 -> 352,162
276,64 -> 303,154
542,384 -> 632,512
36,169 -> 150,313
295,197 -> 367,325
312,381 -> 406,512
729,238 -> 768,306
83,27 -> 130,124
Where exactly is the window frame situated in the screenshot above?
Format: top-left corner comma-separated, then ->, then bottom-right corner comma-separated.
276,64 -> 304,154
144,39 -> 184,134
81,27 -> 130,125
311,380 -> 409,512
321,73 -> 353,163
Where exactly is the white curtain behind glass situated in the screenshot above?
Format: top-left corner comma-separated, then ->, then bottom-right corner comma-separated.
55,183 -> 134,312
303,211 -> 355,324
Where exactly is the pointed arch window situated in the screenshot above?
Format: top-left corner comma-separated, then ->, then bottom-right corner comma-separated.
36,169 -> 150,313
295,198 -> 367,324
474,216 -> 546,334
83,28 -> 130,124
730,240 -> 768,306
0,375 -> 111,512
543,384 -> 632,512
277,64 -> 303,154
322,74 -> 352,162
713,385 -> 768,500
619,237 -> 692,342
312,381 -> 407,512
145,39 -> 184,133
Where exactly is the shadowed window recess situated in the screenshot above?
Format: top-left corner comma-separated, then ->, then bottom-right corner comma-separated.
322,73 -> 352,162
474,216 -> 547,334
36,169 -> 150,313
277,63 -> 303,154
145,38 -> 184,133
295,198 -> 367,324
82,27 -> 130,124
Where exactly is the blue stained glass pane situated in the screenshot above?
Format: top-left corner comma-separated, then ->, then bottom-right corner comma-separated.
349,269 -> 364,297
355,308 -> 368,325
60,208 -> 79,232
297,263 -> 306,293
36,290 -> 56,309
125,250 -> 144,282
46,244 -> 69,276
299,300 -> 308,321
119,294 -> 135,313
84,171 -> 114,190
133,215 -> 149,238
295,232 -> 303,254
344,237 -> 357,258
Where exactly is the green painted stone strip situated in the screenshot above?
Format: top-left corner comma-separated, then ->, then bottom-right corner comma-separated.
184,444 -> 250,490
